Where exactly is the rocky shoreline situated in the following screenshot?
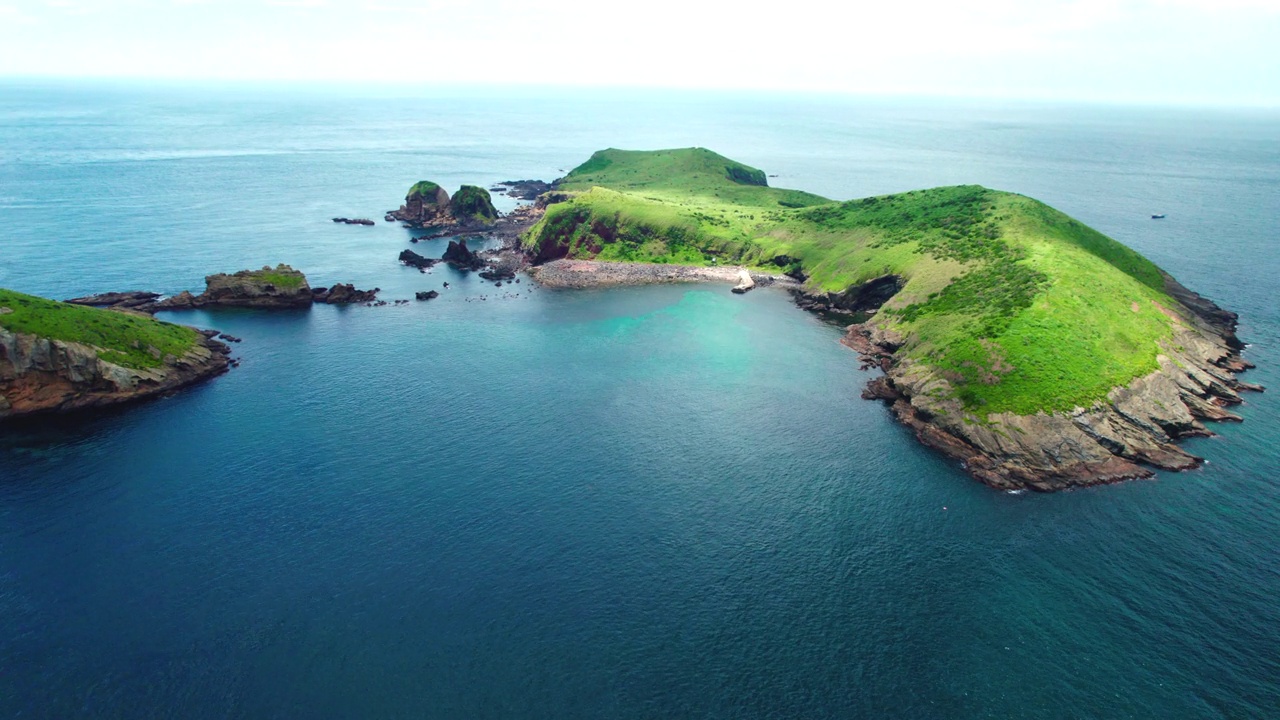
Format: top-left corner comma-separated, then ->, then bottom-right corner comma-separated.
10,165 -> 1259,493
838,274 -> 1262,491
528,259 -> 796,290
404,203 -> 545,244
522,254 -> 1260,491
0,327 -> 231,421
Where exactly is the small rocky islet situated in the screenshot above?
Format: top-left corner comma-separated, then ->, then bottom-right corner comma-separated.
65,265 -> 380,313
1,149 -> 1263,492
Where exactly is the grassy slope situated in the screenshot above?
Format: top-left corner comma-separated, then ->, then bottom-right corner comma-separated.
530,148 -> 826,265
524,148 -> 1178,416
0,289 -> 198,369
408,180 -> 442,198
451,185 -> 498,221
255,271 -> 305,289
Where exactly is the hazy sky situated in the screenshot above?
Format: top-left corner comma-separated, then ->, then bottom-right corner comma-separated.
1,0 -> 1277,105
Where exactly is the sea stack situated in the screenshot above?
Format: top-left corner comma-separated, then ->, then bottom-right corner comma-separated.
442,239 -> 484,270
449,185 -> 498,223
390,182 -> 499,228
390,181 -> 452,226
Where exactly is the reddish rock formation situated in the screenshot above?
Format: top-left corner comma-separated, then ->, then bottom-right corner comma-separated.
0,328 -> 230,421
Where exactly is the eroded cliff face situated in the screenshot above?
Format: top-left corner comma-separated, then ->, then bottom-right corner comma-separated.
846,280 -> 1261,491
0,328 -> 230,420
390,183 -> 452,227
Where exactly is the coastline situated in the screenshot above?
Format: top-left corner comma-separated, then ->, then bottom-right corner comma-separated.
527,259 -> 797,290
0,327 -> 231,421
523,254 -> 1261,491
7,145 -> 1262,492
843,276 -> 1262,491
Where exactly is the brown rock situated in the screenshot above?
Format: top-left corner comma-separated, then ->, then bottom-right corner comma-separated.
0,327 -> 231,421
828,298 -> 1259,491
196,265 -> 313,309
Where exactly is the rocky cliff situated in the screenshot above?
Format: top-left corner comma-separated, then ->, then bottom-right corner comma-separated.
389,181 -> 453,227
847,276 -> 1261,491
390,181 -> 502,229
0,326 -> 230,421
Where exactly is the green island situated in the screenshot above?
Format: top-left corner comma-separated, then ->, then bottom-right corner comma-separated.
451,185 -> 499,222
0,148 -> 1257,489
0,288 -> 197,369
526,148 -> 1170,414
523,148 -> 1257,489
407,180 -> 444,198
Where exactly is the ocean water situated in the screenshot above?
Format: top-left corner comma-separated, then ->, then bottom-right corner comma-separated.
0,82 -> 1278,718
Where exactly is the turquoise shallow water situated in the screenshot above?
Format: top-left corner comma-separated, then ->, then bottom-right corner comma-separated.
1,83 -> 1278,717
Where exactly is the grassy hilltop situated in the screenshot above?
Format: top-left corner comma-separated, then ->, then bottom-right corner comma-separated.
451,185 -> 499,222
0,289 -> 198,369
523,148 -> 1179,416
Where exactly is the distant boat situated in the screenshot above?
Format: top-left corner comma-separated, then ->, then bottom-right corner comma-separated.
1152,214 -> 1167,219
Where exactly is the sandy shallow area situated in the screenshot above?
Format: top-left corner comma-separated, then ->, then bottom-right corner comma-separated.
528,259 -> 797,290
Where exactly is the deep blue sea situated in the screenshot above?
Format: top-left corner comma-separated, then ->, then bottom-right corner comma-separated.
1,82 -> 1278,718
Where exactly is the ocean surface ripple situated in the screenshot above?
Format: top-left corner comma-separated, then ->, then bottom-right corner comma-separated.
0,84 -> 1277,718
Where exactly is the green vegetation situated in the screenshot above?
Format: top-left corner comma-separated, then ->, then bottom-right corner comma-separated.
557,148 -> 825,209
726,165 -> 767,187
0,289 -> 198,369
524,147 -> 1182,416
408,180 -> 443,199
254,270 -> 305,289
451,185 -> 498,222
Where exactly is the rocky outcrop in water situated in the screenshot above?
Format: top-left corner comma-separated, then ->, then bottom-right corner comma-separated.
332,217 -> 375,226
152,291 -> 200,311
389,182 -> 498,227
390,181 -> 453,227
185,265 -> 314,309
443,239 -> 484,270
497,179 -> 553,200
78,267 -> 378,313
0,327 -> 230,421
477,249 -> 527,281
399,249 -> 438,269
312,284 -> 379,304
844,273 -> 1262,491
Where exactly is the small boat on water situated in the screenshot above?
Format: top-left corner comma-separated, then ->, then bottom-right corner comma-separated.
1152,214 -> 1167,219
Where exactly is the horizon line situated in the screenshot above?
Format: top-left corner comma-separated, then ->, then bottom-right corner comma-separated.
2,75 -> 1277,111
